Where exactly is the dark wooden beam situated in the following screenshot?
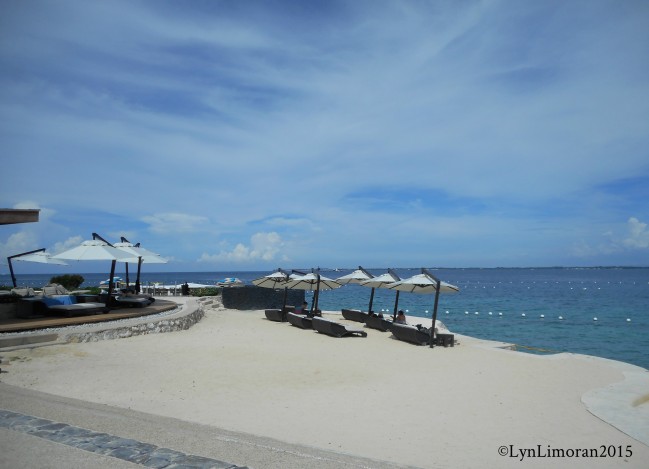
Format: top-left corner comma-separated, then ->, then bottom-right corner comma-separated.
0,209 -> 40,225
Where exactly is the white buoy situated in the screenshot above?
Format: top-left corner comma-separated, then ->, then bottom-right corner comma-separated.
465,311 -> 469,315
488,312 -> 493,316
626,318 -> 631,322
559,316 -> 564,320
593,317 -> 598,321
445,310 -> 449,314
540,314 -> 545,318
521,313 -> 526,317
498,312 -> 503,316
474,311 -> 479,315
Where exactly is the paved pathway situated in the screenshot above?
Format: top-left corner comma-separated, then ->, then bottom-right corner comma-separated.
0,383 -> 411,469
0,409 -> 245,468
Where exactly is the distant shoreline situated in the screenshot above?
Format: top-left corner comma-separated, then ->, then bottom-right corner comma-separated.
3,265 -> 649,277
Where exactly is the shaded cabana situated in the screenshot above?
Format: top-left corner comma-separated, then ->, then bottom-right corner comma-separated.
387,268 -> 459,347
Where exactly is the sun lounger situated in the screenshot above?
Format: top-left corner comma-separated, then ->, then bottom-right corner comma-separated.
390,323 -> 432,345
341,308 -> 368,323
312,316 -> 367,338
265,309 -> 284,322
287,312 -> 313,329
113,296 -> 154,308
265,305 -> 296,322
99,293 -> 155,308
363,314 -> 392,332
39,295 -> 108,317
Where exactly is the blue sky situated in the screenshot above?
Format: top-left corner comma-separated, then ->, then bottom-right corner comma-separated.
1,0 -> 648,274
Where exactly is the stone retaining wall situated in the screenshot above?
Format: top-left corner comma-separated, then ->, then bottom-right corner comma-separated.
64,305 -> 205,344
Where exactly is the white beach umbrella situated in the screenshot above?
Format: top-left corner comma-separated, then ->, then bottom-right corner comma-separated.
386,269 -> 460,346
286,271 -> 342,314
7,248 -> 67,288
252,269 -> 292,309
386,274 -> 460,294
335,267 -> 374,285
52,237 -> 137,306
360,269 -> 401,318
336,266 -> 376,314
52,240 -> 136,262
252,270 -> 289,289
114,239 -> 167,292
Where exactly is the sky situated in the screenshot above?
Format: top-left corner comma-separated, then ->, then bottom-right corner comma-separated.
1,0 -> 649,275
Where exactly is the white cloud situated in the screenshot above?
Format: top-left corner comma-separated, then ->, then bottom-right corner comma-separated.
51,236 -> 84,255
0,231 -> 39,261
623,217 -> 649,249
198,232 -> 284,264
571,217 -> 649,259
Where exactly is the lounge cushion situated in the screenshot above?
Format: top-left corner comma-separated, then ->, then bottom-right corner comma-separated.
41,295 -> 76,306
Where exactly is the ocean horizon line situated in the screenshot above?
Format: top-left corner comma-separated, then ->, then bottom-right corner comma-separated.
2,265 -> 649,277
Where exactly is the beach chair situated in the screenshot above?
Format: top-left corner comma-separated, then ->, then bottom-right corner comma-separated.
265,309 -> 284,322
363,314 -> 392,332
33,295 -> 108,317
99,291 -> 155,307
390,323 -> 432,345
287,312 -> 313,329
341,308 -> 368,323
113,296 -> 154,308
264,305 -> 295,322
312,316 -> 367,338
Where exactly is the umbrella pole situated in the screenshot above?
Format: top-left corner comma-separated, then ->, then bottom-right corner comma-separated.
367,287 -> 375,313
393,291 -> 400,319
7,248 -> 47,288
135,257 -> 143,293
107,259 -> 117,307
7,257 -> 16,288
125,263 -> 130,287
430,280 -> 441,348
282,287 -> 288,310
313,274 -> 321,314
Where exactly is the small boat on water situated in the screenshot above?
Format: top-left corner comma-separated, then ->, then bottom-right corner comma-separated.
216,277 -> 243,287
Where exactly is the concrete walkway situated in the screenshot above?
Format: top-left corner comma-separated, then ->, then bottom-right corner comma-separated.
0,383 -> 409,469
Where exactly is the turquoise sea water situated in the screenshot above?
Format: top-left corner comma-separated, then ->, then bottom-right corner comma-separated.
4,268 -> 648,370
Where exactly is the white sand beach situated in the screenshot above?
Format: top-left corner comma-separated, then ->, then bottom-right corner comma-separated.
2,299 -> 648,468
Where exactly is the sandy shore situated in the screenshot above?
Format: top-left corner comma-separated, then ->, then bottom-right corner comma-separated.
2,300 -> 648,468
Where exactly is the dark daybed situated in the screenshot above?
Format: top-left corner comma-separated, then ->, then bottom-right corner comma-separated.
287,312 -> 313,329
114,296 -> 154,308
363,314 -> 393,332
312,316 -> 367,338
390,323 -> 431,345
34,295 -> 108,318
341,309 -> 368,323
264,306 -> 296,322
390,323 -> 456,347
99,293 -> 155,308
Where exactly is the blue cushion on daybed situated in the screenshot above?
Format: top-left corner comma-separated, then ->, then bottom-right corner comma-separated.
41,295 -> 76,306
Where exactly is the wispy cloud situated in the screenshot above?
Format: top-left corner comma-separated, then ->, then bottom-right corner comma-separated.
1,1 -> 648,271
142,213 -> 209,234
